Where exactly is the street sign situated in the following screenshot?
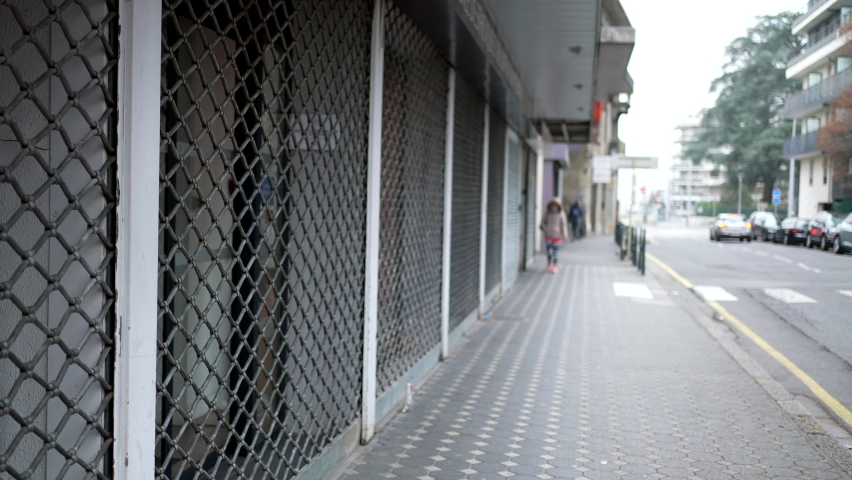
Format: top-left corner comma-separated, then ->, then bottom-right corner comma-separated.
611,155 -> 658,169
772,188 -> 781,206
592,155 -> 658,171
592,156 -> 611,183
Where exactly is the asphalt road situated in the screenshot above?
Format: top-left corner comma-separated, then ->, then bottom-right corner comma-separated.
645,222 -> 852,442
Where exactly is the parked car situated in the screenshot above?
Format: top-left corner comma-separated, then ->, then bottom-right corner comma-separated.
773,217 -> 810,245
805,211 -> 846,250
710,213 -> 752,241
748,211 -> 780,241
832,213 -> 852,254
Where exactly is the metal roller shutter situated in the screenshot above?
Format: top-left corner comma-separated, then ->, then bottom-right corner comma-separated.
156,1 -> 372,478
0,2 -> 119,479
504,132 -> 521,289
485,109 -> 506,293
525,145 -> 538,265
449,75 -> 484,330
376,3 -> 447,394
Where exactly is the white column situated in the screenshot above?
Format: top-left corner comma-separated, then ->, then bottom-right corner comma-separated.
361,0 -> 384,444
788,159 -> 796,217
114,1 -> 161,478
534,135 -> 544,251
441,69 -> 456,360
479,104 -> 490,308
789,119 -> 798,217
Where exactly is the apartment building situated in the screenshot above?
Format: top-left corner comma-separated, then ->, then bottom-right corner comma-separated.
784,0 -> 852,217
670,115 -> 726,215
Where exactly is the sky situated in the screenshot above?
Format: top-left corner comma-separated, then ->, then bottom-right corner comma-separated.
615,0 -> 805,207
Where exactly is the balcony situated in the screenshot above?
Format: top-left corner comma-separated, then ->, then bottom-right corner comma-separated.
787,15 -> 843,68
784,67 -> 852,117
792,0 -> 833,32
783,130 -> 821,158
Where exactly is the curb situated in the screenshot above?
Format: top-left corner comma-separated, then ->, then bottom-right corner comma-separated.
645,260 -> 852,476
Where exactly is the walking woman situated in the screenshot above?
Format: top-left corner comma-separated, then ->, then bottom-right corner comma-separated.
540,198 -> 570,274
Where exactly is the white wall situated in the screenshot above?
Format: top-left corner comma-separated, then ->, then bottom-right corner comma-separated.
798,156 -> 832,218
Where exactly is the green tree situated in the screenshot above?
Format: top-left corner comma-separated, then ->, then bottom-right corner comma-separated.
685,13 -> 802,202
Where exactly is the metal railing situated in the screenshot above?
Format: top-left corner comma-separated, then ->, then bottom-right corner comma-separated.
793,0 -> 833,30
783,130 -> 821,158
785,67 -> 852,117
616,223 -> 646,275
787,15 -> 844,67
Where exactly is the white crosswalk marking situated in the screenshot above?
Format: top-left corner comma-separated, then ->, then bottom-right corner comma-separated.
693,286 -> 738,302
763,288 -> 817,304
613,282 -> 652,300
839,290 -> 852,299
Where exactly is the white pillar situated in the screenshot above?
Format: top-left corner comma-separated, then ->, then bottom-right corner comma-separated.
535,136 -> 544,250
114,1 -> 161,478
441,69 -> 456,360
788,158 -> 796,217
361,0 -> 385,444
789,118 -> 798,217
479,104 -> 490,308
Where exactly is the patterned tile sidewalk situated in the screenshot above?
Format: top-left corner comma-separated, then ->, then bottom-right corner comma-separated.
336,237 -> 852,480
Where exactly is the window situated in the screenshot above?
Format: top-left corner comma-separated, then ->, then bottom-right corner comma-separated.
806,117 -> 820,133
808,72 -> 822,87
823,159 -> 828,184
809,159 -> 814,186
848,158 -> 852,175
839,57 -> 852,73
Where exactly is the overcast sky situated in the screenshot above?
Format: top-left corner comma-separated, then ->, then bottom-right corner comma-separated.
615,0 -> 805,206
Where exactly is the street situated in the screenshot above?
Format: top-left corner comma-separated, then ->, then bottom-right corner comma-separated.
647,222 -> 852,443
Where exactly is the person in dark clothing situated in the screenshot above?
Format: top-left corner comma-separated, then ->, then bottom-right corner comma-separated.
569,200 -> 584,241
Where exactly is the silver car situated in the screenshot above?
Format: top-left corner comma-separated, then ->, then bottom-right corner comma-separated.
710,213 -> 752,242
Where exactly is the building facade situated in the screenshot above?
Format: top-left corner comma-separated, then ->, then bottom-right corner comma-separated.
560,0 -> 634,236
784,0 -> 852,217
670,115 -> 726,215
0,1 -> 634,479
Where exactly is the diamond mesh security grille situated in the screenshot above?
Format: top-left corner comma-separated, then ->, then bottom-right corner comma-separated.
504,133 -> 520,287
157,1 -> 371,478
449,75 -> 483,330
376,4 -> 447,394
484,108 -> 506,293
1,1 -> 118,479
524,145 -> 538,264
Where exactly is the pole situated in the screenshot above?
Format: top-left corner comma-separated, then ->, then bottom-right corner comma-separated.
737,172 -> 744,215
627,158 -> 636,256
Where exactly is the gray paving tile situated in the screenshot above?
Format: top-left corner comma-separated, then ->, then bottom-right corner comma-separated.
335,239 -> 852,480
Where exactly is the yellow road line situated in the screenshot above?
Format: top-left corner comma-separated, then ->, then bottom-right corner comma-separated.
646,253 -> 693,288
648,253 -> 852,428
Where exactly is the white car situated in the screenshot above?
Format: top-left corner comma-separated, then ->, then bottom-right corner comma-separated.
709,213 -> 752,242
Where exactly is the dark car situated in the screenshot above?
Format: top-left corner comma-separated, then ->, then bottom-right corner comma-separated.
806,211 -> 846,250
832,213 -> 852,254
748,211 -> 780,241
773,217 -> 810,245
